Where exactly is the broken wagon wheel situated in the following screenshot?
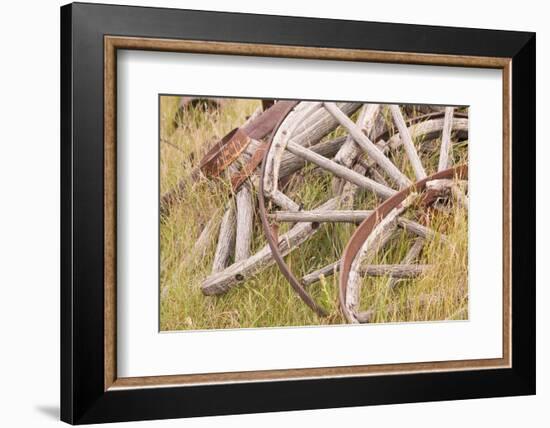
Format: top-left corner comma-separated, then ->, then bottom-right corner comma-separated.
259,102 -> 417,316
259,102 -> 468,320
338,165 -> 468,324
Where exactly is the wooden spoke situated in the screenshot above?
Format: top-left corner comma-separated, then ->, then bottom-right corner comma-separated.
323,102 -> 412,188
397,217 -> 448,242
270,189 -> 301,211
190,215 -> 218,262
345,193 -> 418,323
382,116 -> 468,151
235,184 -> 254,262
285,140 -> 396,199
438,106 -> 455,171
302,261 -> 430,287
263,101 -> 322,197
202,196 -> 342,295
332,104 -> 380,194
174,97 -> 470,323
389,105 -> 427,180
202,154 -> 368,296
292,102 -> 362,148
387,237 -> 425,290
279,136 -> 347,179
263,102 -> 361,197
270,209 -> 372,223
268,209 -> 445,242
211,202 -> 236,274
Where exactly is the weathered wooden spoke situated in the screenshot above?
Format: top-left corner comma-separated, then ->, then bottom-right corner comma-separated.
302,261 -> 431,288
211,201 -> 236,274
199,101 -> 362,298
339,166 -> 468,323
177,99 -> 469,323
284,140 -> 396,199
389,104 -> 427,180
323,102 -> 412,188
257,102 -> 468,319
387,237 -> 426,290
234,183 -> 253,262
438,107 -> 455,171
255,102 -> 465,317
344,192 -> 419,323
331,104 -> 381,194
381,114 -> 468,151
268,209 -> 442,233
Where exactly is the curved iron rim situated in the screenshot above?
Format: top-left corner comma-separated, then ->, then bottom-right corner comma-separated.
338,164 -> 468,323
258,103 -> 328,317
258,102 -> 469,320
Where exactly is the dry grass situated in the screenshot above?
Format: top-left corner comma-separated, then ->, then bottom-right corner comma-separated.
159,96 -> 468,331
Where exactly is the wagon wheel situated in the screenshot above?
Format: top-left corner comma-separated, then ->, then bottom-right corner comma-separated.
258,101 -> 469,320
338,165 -> 468,323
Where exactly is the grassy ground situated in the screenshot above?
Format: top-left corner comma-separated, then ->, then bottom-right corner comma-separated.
159,96 -> 468,331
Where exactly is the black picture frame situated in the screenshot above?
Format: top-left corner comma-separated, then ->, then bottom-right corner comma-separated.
61,2 -> 535,424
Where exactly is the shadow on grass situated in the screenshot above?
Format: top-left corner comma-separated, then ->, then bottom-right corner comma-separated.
35,405 -> 59,420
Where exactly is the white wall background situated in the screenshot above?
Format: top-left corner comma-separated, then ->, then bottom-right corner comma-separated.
0,0 -> 545,426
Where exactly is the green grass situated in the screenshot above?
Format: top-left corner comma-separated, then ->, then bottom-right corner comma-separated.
159,97 -> 468,331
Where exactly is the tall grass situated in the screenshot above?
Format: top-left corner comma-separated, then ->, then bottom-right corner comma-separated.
160,97 -> 468,331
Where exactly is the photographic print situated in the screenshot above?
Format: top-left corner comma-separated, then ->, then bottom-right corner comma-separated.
160,97 -> 469,331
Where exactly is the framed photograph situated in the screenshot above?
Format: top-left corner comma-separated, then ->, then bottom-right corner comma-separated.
61,2 -> 535,424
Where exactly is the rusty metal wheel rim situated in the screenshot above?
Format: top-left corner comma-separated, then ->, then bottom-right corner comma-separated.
258,104 -> 329,317
338,165 -> 468,323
